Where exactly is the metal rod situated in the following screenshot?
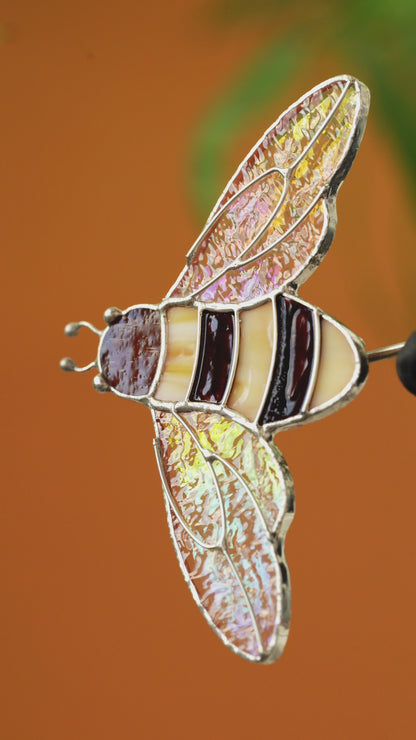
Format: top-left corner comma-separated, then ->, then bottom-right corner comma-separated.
367,342 -> 405,363
60,358 -> 97,373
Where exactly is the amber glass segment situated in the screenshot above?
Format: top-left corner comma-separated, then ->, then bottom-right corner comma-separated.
309,317 -> 358,409
189,310 -> 235,404
100,308 -> 161,396
260,296 -> 314,423
155,307 -> 199,401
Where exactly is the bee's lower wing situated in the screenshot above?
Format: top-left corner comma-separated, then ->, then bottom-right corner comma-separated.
153,409 -> 294,663
168,76 -> 369,304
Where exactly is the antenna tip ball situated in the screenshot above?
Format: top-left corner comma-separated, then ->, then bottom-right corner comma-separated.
397,332 -> 416,396
60,357 -> 76,372
93,374 -> 110,393
65,322 -> 80,337
104,307 -> 122,325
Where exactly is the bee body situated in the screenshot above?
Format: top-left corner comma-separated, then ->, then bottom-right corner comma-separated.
65,75 -> 373,663
98,294 -> 367,432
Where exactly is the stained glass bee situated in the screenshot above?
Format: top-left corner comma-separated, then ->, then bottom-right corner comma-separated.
62,75 -> 371,663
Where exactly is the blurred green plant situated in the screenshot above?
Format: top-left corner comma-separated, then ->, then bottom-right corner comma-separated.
190,0 -> 416,218
188,33 -> 304,220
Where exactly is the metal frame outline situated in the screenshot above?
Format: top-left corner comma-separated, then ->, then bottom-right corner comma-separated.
63,74 -> 373,664
152,405 -> 294,663
166,76 -> 369,307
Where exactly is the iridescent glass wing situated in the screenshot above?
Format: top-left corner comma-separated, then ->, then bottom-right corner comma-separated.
168,76 -> 369,305
153,410 -> 294,663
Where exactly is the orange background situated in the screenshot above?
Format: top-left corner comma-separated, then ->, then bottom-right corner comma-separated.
1,2 -> 415,738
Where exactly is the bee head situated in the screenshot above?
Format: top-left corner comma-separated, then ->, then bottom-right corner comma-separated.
60,306 -> 162,401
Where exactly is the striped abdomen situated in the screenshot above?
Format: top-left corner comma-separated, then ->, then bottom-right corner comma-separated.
155,295 -> 366,428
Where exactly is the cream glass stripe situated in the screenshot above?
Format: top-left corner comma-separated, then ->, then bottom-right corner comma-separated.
310,317 -> 356,409
155,307 -> 199,401
228,302 -> 275,421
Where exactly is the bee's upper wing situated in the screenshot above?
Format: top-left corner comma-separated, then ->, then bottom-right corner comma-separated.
167,76 -> 369,305
153,409 -> 294,663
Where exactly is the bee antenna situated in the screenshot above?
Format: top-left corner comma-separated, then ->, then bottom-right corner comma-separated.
60,358 -> 97,373
61,319 -> 102,375
64,321 -> 102,337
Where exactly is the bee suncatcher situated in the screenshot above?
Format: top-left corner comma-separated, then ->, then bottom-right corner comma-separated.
61,76 -> 415,664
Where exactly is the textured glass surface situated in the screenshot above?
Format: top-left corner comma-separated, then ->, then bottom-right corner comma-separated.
100,308 -> 161,396
212,458 -> 279,650
171,170 -> 284,299
156,413 -> 223,547
200,202 -> 325,303
170,510 -> 260,657
155,410 -> 290,659
157,411 -> 288,532
169,79 -> 361,303
211,79 -> 347,213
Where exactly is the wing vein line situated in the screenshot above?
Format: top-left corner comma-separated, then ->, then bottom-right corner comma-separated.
283,80 -> 350,178
235,177 -> 290,263
166,167 -> 284,299
189,188 -> 325,300
173,410 -> 264,655
236,193 -> 326,269
153,436 -> 224,550
173,409 -> 280,536
228,80 -> 351,272
210,453 -> 273,537
206,76 -> 351,227
171,410 -> 227,546
169,79 -> 352,303
222,81 -> 349,270
223,546 -> 264,656
184,175 -> 289,301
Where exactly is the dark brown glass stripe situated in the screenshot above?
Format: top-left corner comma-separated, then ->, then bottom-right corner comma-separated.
259,295 -> 314,424
190,310 -> 235,404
